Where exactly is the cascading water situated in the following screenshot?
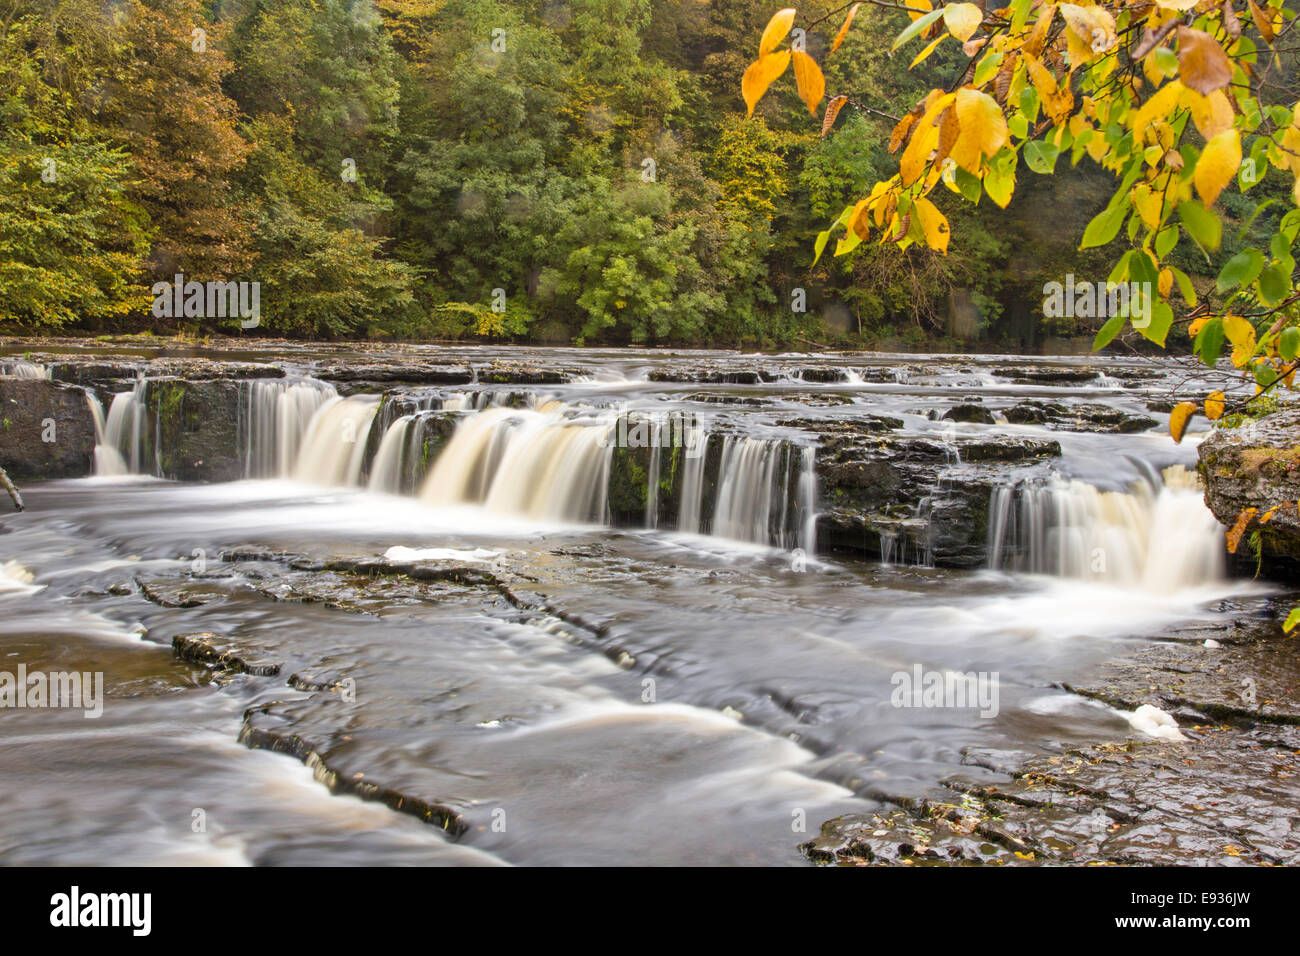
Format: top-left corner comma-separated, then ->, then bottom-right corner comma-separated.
417,402 -> 814,549
987,465 -> 1224,589
291,395 -> 381,487
92,381 -> 149,476
0,360 -> 50,379
420,404 -> 614,523
242,378 -> 338,478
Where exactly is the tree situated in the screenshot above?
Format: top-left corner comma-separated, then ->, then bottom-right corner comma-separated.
745,3 -> 1300,392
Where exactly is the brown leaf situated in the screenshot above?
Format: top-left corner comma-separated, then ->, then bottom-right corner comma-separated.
1169,400 -> 1197,443
1177,26 -> 1234,96
821,95 -> 849,137
1225,507 -> 1258,553
1223,0 -> 1242,39
994,54 -> 1017,103
1247,0 -> 1274,43
889,109 -> 920,154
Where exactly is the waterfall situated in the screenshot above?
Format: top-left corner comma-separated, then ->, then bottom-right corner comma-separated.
291,395 -> 381,487
420,405 -> 614,523
93,381 -> 149,476
368,414 -> 414,493
645,419 -> 662,529
677,441 -> 707,536
1,359 -> 50,379
986,465 -> 1224,589
242,378 -> 337,478
713,438 -> 784,546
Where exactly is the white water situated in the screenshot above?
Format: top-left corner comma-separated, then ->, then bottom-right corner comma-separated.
243,378 -> 337,478
987,465 -> 1224,589
92,381 -> 148,476
291,395 -> 381,487
0,360 -> 50,379
421,404 -> 614,523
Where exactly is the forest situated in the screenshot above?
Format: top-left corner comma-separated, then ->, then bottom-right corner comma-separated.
2,0 -> 1283,349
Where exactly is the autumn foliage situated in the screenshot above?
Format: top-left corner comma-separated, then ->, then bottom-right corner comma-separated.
745,0 -> 1300,434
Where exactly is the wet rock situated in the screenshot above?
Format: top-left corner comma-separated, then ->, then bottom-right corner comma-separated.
993,366 -> 1099,384
1004,400 -> 1157,433
811,424 -> 1059,567
0,377 -> 96,478
942,404 -> 996,425
145,378 -> 245,481
1199,407 -> 1300,562
172,633 -> 282,677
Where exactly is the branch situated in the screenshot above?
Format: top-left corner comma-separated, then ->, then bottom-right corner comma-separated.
0,466 -> 22,512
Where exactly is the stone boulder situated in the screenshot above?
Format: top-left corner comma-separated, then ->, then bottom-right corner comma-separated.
0,377 -> 96,479
1199,407 -> 1300,561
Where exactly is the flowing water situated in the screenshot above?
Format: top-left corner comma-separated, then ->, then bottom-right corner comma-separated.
0,345 -> 1265,865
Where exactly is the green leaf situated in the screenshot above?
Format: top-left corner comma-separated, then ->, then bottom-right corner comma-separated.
1284,607 -> 1300,634
1170,265 -> 1197,306
813,228 -> 831,266
1138,300 -> 1173,346
1279,326 -> 1300,362
1252,362 -> 1279,387
1195,317 -> 1225,367
1155,225 -> 1179,260
1081,201 -> 1129,249
1024,140 -> 1059,174
1258,263 -> 1289,305
892,8 -> 945,51
1217,249 -> 1264,292
1178,201 -> 1221,252
1093,312 -> 1126,350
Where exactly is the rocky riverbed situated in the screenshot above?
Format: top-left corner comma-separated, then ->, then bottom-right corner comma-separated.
0,338 -> 1296,866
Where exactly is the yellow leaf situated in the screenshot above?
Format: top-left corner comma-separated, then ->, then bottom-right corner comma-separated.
1156,0 -> 1199,8
1133,184 -> 1164,229
760,8 -> 796,57
1189,317 -> 1210,336
1130,81 -> 1184,141
1169,402 -> 1197,443
1194,128 -> 1241,206
899,92 -> 955,186
913,197 -> 950,252
1177,26 -> 1234,96
847,198 -> 871,240
822,95 -> 849,137
831,2 -> 862,53
906,0 -> 933,22
742,51 -> 791,117
1184,88 -> 1235,140
1024,54 -> 1072,124
948,88 -> 1009,174
942,2 -> 983,43
791,50 -> 825,116
1223,313 -> 1254,347
1158,267 -> 1174,297
911,33 -> 948,68
1059,4 -> 1115,59
1204,390 -> 1225,420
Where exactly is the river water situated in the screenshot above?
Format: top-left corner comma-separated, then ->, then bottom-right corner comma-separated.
0,345 -> 1265,865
